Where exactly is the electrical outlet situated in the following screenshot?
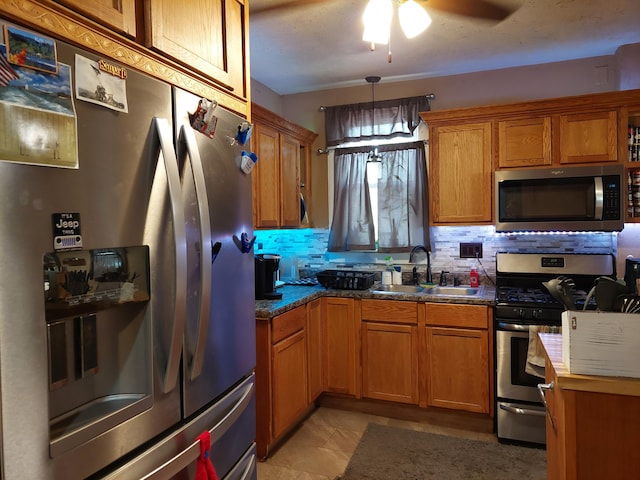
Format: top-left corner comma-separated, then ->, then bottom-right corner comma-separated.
460,242 -> 483,259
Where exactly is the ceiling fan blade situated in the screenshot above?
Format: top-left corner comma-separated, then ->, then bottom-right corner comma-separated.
250,0 -> 332,15
424,0 -> 516,21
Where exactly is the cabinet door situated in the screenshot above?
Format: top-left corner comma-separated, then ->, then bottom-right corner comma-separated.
145,0 -> 247,96
323,298 -> 359,396
430,122 -> 492,224
272,329 -> 308,439
426,327 -> 489,413
362,322 -> 418,404
306,299 -> 323,402
498,117 -> 552,168
279,134 -> 301,227
559,111 -> 617,164
253,124 -> 280,228
55,0 -> 137,37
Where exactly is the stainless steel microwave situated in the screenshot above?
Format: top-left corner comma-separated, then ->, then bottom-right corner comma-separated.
495,164 -> 624,232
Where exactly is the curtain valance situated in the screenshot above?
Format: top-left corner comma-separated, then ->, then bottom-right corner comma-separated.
324,96 -> 430,147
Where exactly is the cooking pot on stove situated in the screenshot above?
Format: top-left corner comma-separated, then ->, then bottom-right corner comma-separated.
585,276 -> 629,311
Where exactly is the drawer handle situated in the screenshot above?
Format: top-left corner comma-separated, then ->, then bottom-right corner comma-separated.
537,382 -> 555,431
498,403 -> 546,417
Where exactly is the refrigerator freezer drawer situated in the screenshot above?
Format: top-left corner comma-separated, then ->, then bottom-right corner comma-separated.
101,373 -> 255,479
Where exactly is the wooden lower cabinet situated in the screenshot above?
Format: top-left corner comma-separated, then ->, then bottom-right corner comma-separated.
256,305 -> 313,458
362,322 -> 419,404
424,303 -> 490,414
425,326 -> 489,413
323,297 -> 360,397
544,357 -> 640,480
360,299 -> 419,404
272,329 -> 307,438
306,298 -> 324,401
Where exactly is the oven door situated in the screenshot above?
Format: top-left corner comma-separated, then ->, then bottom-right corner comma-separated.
495,323 -> 546,403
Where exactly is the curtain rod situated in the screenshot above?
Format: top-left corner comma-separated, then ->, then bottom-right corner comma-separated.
319,93 -> 435,111
317,139 -> 428,155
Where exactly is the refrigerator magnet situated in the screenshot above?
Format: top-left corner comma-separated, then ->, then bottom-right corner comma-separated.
235,122 -> 253,145
240,151 -> 257,174
189,98 -> 218,138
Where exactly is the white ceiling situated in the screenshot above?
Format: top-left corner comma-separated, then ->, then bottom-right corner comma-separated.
248,0 -> 640,95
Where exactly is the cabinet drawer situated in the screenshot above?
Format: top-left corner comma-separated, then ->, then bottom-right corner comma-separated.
272,306 -> 305,343
361,299 -> 418,324
425,303 -> 489,329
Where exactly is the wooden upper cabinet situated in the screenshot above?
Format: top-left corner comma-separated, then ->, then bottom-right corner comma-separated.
145,0 -> 247,97
429,121 -> 493,224
558,110 -> 618,164
252,127 -> 300,228
279,134 -> 301,227
251,103 -> 318,229
54,0 -> 137,37
253,124 -> 281,228
497,117 -> 552,168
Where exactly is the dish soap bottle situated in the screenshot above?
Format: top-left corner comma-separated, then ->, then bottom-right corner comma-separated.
469,260 -> 479,288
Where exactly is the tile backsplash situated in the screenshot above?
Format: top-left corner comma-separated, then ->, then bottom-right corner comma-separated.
254,226 -> 620,283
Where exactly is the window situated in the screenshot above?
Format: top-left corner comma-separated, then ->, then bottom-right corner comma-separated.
327,140 -> 429,252
323,94 -> 432,253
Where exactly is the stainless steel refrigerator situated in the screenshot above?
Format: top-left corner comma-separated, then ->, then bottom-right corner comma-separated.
0,26 -> 256,479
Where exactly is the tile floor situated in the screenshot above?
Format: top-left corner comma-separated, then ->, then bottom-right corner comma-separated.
256,406 -> 497,480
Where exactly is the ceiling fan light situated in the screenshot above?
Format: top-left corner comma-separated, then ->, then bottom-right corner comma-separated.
362,0 -> 393,44
399,0 -> 431,39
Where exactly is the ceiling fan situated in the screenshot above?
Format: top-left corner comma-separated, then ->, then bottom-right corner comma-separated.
251,0 -> 518,62
250,0 -> 517,23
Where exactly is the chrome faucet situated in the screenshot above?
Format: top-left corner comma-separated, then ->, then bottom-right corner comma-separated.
409,245 -> 432,284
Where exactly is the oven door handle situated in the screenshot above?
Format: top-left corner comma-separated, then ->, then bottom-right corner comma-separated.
498,403 -> 546,417
497,322 -> 532,332
537,381 -> 556,431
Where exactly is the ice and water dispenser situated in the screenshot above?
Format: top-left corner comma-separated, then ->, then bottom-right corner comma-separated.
43,246 -> 152,457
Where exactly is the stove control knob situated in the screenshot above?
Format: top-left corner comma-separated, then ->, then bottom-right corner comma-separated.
532,309 -> 539,319
516,308 -> 525,318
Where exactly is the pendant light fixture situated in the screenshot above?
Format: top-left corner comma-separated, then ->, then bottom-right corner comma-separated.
366,75 -> 383,164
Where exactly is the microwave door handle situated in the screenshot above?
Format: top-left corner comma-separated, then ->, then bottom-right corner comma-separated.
154,118 -> 187,394
180,125 -> 212,381
594,176 -> 604,220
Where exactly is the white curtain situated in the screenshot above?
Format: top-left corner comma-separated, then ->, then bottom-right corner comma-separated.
328,142 -> 429,252
377,142 -> 429,252
327,148 -> 376,251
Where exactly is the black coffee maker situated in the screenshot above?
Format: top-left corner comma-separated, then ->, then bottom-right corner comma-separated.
624,257 -> 640,295
255,254 -> 282,300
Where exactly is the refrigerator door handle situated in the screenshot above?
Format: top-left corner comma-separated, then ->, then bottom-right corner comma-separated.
155,117 -> 188,394
138,378 -> 255,480
180,125 -> 213,381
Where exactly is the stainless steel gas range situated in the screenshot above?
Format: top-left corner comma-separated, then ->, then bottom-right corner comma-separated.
494,252 -> 615,446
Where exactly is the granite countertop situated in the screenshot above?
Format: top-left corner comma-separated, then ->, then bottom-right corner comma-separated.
539,333 -> 640,397
255,283 -> 496,319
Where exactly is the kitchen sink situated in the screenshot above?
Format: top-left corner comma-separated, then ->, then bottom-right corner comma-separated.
370,284 -> 425,294
423,286 -> 480,296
